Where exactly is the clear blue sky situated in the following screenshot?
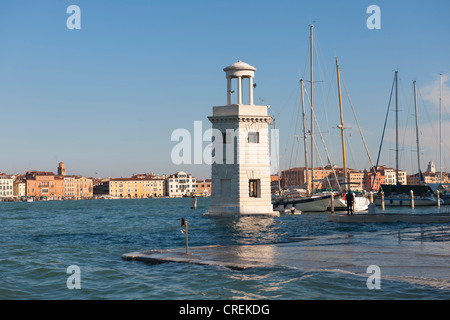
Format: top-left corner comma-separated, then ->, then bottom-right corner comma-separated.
1,0 -> 449,179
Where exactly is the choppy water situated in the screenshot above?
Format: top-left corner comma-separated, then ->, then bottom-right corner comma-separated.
0,198 -> 449,299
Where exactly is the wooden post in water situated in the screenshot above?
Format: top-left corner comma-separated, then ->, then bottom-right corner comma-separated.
191,196 -> 197,209
437,190 -> 441,208
331,193 -> 335,214
369,192 -> 373,204
185,221 -> 188,254
381,191 -> 385,211
410,190 -> 414,209
180,218 -> 188,255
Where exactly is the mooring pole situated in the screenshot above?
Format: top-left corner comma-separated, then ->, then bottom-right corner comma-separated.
331,193 -> 335,214
410,190 -> 414,209
191,196 -> 197,209
180,218 -> 188,254
381,191 -> 385,211
185,221 -> 188,254
437,190 -> 441,208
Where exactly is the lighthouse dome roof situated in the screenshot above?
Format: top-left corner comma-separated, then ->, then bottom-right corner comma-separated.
223,61 -> 256,72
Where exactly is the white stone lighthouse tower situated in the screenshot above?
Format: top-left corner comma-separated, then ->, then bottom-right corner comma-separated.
207,61 -> 278,217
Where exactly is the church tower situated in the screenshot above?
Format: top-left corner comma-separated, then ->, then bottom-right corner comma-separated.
207,61 -> 278,217
58,162 -> 66,176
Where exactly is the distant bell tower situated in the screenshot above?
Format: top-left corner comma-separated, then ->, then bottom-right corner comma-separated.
58,162 -> 66,176
426,161 -> 436,173
207,61 -> 278,217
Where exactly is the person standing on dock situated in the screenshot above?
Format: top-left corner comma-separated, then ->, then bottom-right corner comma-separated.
346,191 -> 354,215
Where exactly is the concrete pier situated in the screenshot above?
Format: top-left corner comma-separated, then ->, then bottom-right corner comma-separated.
122,233 -> 450,289
122,245 -> 272,270
328,212 -> 450,223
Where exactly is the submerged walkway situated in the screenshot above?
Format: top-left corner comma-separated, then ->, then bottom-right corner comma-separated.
123,228 -> 450,289
123,245 -> 272,270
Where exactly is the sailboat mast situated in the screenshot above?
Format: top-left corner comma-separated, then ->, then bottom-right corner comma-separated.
440,74 -> 443,184
301,79 -> 310,195
413,80 -> 422,183
273,118 -> 282,193
310,24 -> 315,193
395,71 -> 399,185
336,58 -> 347,189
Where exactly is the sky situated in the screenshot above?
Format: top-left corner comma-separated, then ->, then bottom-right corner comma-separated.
0,0 -> 449,179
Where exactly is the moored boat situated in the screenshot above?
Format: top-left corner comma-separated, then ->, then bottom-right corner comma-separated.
273,191 -> 332,212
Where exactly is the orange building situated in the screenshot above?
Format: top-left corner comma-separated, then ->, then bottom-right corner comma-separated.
363,170 -> 386,192
195,179 -> 211,196
25,163 -> 93,200
281,166 -> 339,190
26,171 -> 65,199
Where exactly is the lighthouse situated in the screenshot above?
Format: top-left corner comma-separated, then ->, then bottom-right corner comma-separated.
207,61 -> 278,217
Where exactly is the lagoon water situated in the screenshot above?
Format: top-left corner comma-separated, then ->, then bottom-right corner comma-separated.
0,197 -> 449,299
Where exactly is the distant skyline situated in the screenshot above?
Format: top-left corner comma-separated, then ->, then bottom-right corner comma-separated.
1,0 -> 449,179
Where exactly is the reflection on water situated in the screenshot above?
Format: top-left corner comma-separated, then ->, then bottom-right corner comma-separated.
209,216 -> 285,245
230,217 -> 282,244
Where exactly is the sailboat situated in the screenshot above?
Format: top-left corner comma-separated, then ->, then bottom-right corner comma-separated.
273,24 -> 333,213
374,74 -> 442,206
329,58 -> 369,212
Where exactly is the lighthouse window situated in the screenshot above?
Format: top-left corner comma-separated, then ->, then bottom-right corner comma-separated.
249,179 -> 260,198
248,132 -> 259,143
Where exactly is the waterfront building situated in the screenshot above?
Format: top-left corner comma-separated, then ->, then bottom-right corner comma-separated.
281,166 -> 389,192
26,171 -> 65,199
377,166 -> 406,185
26,163 -> 93,200
132,173 -> 167,180
132,173 -> 166,197
166,171 -> 196,197
281,165 -> 360,191
346,170 -> 364,192
108,178 -> 140,198
13,181 -> 26,198
207,61 -> 276,216
363,170 -> 386,192
93,178 -> 110,196
144,178 -> 165,197
105,177 -> 165,198
270,175 -> 280,194
195,179 -> 211,196
0,174 -> 14,199
107,178 -> 138,198
74,176 -> 93,199
280,167 -> 307,189
407,171 -> 449,185
63,176 -> 76,198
